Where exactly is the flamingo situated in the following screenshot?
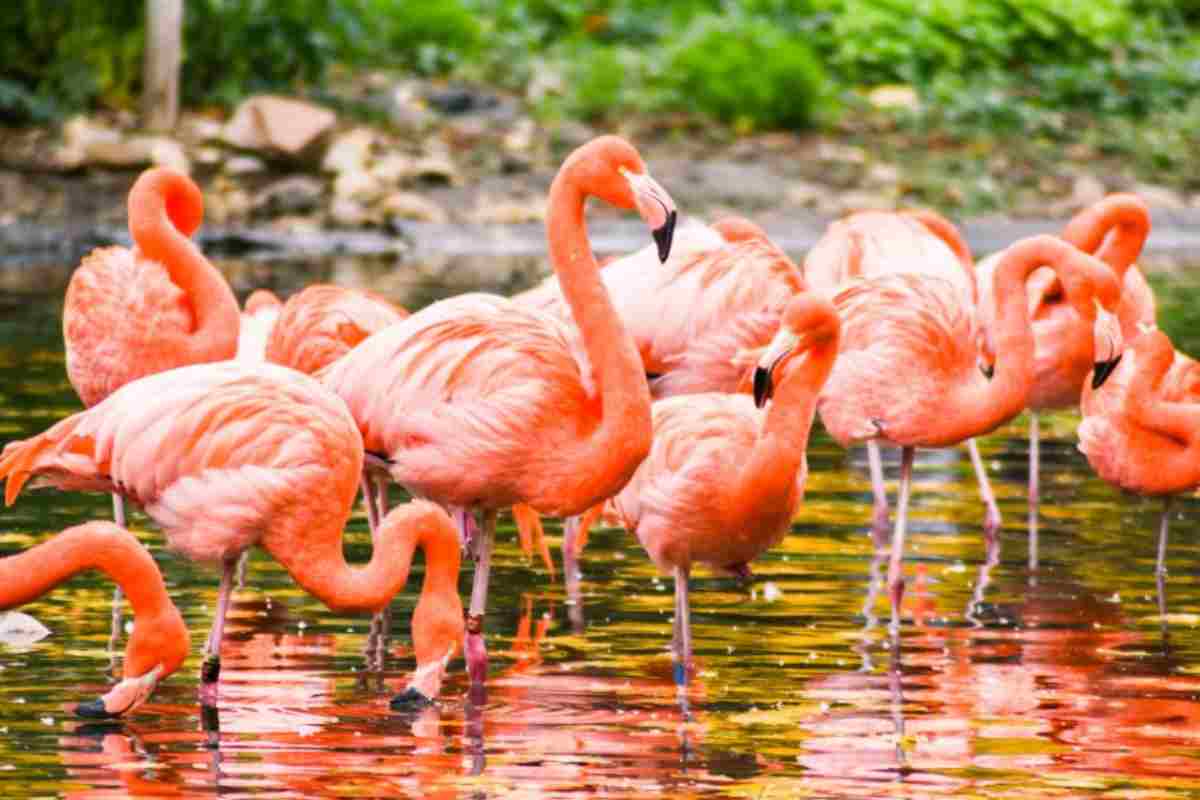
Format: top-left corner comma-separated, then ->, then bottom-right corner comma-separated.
610,290 -> 840,684
236,288 -> 283,361
63,167 -> 240,535
319,135 -> 677,688
1079,326 -> 1200,578
801,209 -> 1006,536
0,361 -> 464,713
0,522 -> 188,717
814,235 -> 1122,628
976,194 -> 1153,564
514,216 -> 803,588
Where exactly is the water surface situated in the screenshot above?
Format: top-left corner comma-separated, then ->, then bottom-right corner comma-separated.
1,259 -> 1200,798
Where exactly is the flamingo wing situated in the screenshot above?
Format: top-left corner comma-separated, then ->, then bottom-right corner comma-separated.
266,284 -> 407,375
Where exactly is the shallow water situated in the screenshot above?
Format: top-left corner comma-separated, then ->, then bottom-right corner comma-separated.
2,260 -> 1200,798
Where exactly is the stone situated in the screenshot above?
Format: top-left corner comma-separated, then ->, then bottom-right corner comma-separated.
380,191 -> 449,224
410,150 -> 459,185
333,168 -> 382,204
224,155 -> 266,175
867,85 -> 920,112
471,195 -> 545,224
370,153 -> 418,186
1069,175 -> 1106,208
329,197 -> 376,227
321,128 -> 376,175
786,181 -> 824,208
865,162 -> 901,187
222,95 -> 336,157
1133,183 -> 1186,210
253,175 -> 325,216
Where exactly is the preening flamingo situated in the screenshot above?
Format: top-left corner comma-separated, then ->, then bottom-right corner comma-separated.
611,291 -> 840,684
976,194 -> 1153,564
802,209 -> 1005,535
62,166 -> 239,537
236,289 -> 283,361
1079,326 -> 1200,577
0,361 -> 463,713
0,522 -> 188,717
320,135 -> 677,688
815,235 -> 1122,628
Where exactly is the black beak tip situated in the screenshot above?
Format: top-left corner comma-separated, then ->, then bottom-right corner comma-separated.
390,687 -> 435,712
76,698 -> 118,720
653,210 -> 677,263
1092,355 -> 1121,389
753,366 -> 773,409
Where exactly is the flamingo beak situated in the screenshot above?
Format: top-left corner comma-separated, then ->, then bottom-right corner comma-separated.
624,170 -> 677,263
754,328 -> 800,408
76,665 -> 164,719
1091,304 -> 1123,389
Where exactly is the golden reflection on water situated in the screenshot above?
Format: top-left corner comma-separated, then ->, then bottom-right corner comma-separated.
2,265 -> 1200,797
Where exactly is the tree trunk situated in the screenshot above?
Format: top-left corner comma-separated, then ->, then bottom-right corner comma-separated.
142,0 -> 182,131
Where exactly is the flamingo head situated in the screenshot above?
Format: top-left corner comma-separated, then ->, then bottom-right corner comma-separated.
77,603 -> 189,719
1091,297 -> 1124,389
754,293 -> 841,408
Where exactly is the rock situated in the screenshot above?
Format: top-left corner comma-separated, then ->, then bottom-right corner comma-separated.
0,612 -> 50,648
207,185 -> 253,224
1133,183 -> 1186,210
193,146 -> 224,166
53,115 -> 120,168
224,155 -> 267,175
222,95 -> 336,158
865,162 -> 901,187
832,190 -> 897,214
321,128 -> 376,175
471,195 -> 545,224
867,85 -> 920,112
380,191 -> 448,223
329,197 -> 376,227
786,181 -> 824,208
426,84 -> 499,115
253,175 -> 325,216
815,141 -> 867,165
1069,174 -> 1107,208
411,149 -> 459,185
370,152 -> 418,185
385,83 -> 436,131
503,118 -> 538,156
333,168 -> 382,204
179,113 -> 224,143
526,62 -> 565,105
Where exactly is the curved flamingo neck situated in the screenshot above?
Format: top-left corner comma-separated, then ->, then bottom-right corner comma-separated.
1062,194 -> 1149,281
127,169 -> 239,363
729,331 -> 839,522
0,522 -> 185,677
261,499 -> 460,616
954,236 -> 1101,440
545,156 -> 652,504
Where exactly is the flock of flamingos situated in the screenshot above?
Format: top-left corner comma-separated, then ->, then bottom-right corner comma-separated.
0,134 -> 1190,720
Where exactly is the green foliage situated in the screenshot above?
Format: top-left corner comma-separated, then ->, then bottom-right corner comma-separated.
663,14 -> 831,129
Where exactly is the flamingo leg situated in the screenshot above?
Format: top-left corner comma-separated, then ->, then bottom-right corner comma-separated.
966,438 -> 1002,540
201,558 -> 238,689
672,565 -> 692,687
1028,411 -> 1040,570
450,507 -> 481,556
375,479 -> 388,520
108,493 -> 126,651
1157,495 -> 1173,577
233,551 -> 249,590
464,509 -> 496,688
887,447 -> 915,633
563,516 -> 584,633
361,475 -> 381,545
867,441 -> 890,541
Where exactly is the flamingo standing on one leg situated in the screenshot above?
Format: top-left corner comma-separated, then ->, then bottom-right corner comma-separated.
611,291 -> 840,684
61,167 -> 240,619
814,235 -> 1122,628
0,361 -> 463,713
0,522 -> 189,716
1079,326 -> 1200,579
802,209 -> 1004,538
320,135 -> 677,690
976,194 -> 1153,567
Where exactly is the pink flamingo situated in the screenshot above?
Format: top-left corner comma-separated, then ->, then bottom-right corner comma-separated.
0,361 -> 464,712
815,235 -> 1122,628
1079,326 -> 1200,577
802,209 -> 1005,536
0,522 -> 188,716
611,291 -> 840,682
514,216 -> 803,584
976,194 -> 1153,564
319,135 -> 677,688
62,167 -> 239,536
236,289 -> 283,361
